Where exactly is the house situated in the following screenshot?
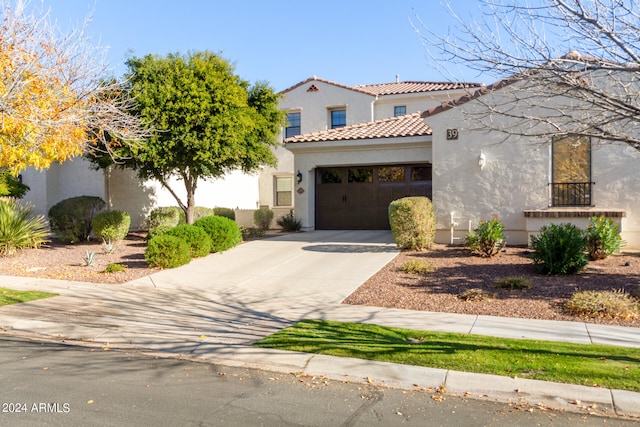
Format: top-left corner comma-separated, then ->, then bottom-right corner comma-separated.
257,76 -> 484,222
285,70 -> 640,249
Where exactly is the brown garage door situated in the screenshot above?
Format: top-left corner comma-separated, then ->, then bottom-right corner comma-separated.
315,164 -> 432,229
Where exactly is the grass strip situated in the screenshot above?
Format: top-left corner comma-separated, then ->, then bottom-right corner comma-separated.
254,319 -> 640,392
0,287 -> 58,306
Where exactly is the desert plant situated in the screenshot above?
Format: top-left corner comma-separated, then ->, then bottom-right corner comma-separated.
530,223 -> 588,275
465,218 -> 506,257
102,238 -> 117,254
399,259 -> 433,275
584,217 -> 625,260
276,210 -> 302,232
458,288 -> 494,301
144,235 -> 191,269
253,208 -> 274,230
494,276 -> 531,290
0,198 -> 48,256
104,263 -> 126,273
388,196 -> 436,251
146,206 -> 180,230
48,196 -> 105,243
82,250 -> 97,267
213,207 -> 236,221
92,210 -> 131,243
165,224 -> 212,258
566,289 -> 639,319
241,227 -> 265,239
193,215 -> 243,252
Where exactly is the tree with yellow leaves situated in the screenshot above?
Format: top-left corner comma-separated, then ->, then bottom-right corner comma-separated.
0,0 -> 145,174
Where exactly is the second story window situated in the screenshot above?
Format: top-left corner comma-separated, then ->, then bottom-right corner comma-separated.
552,135 -> 592,206
394,106 -> 407,117
330,109 -> 346,129
285,112 -> 301,138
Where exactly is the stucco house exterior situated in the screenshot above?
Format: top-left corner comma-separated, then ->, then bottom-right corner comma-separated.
285,72 -> 640,250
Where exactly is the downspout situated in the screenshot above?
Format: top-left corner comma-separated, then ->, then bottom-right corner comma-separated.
104,165 -> 113,209
370,94 -> 378,122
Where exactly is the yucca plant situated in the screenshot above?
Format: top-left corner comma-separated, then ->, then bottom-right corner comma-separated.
0,198 -> 49,256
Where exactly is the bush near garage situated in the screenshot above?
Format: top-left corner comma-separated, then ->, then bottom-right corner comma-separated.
253,208 -> 274,230
165,224 -> 212,258
48,196 -> 106,243
144,234 -> 191,269
388,196 -> 436,251
193,215 -> 242,253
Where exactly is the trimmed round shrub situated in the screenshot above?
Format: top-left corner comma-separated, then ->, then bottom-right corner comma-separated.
213,207 -> 236,221
146,206 -> 180,230
388,196 -> 436,250
146,225 -> 172,241
165,224 -> 212,258
585,216 -> 624,260
193,215 -> 242,253
48,196 -> 106,243
530,223 -> 588,275
253,208 -> 274,230
145,235 -> 191,269
92,210 -> 131,242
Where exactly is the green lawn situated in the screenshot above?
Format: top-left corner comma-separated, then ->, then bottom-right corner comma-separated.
254,319 -> 640,392
0,287 -> 58,306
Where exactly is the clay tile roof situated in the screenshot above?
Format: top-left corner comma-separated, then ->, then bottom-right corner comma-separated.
354,81 -> 484,96
285,112 -> 431,144
279,76 -> 375,96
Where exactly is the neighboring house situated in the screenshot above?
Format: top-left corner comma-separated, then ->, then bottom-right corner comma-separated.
284,72 -> 640,249
258,76 -> 484,220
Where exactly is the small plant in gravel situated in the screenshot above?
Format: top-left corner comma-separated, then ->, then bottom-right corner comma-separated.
102,238 -> 117,254
145,235 -> 191,269
465,217 -> 506,258
566,289 -> 640,319
458,288 -> 494,301
276,210 -> 302,232
584,216 -> 625,260
530,223 -> 588,275
399,259 -> 433,275
82,250 -> 97,267
494,276 -> 531,291
104,263 -> 127,273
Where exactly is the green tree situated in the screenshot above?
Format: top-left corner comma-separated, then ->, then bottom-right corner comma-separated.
88,52 -> 286,224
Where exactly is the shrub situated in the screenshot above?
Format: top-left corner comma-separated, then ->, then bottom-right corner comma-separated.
0,198 -> 48,256
276,211 -> 301,232
92,210 -> 131,243
242,227 -> 265,239
0,171 -> 29,198
584,217 -> 624,260
494,276 -> 531,290
104,263 -> 127,273
145,235 -> 191,269
146,207 -> 180,230
530,223 -> 588,275
399,259 -> 433,275
458,288 -> 494,301
82,250 -> 96,267
465,218 -> 506,257
48,196 -> 105,243
253,208 -> 274,230
165,224 -> 212,258
193,215 -> 242,252
566,290 -> 639,319
146,225 -> 172,241
388,196 -> 436,251
213,207 -> 236,221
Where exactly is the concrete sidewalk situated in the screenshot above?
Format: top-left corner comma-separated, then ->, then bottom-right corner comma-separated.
0,230 -> 638,419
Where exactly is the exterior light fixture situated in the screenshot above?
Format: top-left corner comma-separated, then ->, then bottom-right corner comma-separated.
296,170 -> 303,184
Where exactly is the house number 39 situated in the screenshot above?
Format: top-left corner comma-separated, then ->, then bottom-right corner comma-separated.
446,129 -> 458,140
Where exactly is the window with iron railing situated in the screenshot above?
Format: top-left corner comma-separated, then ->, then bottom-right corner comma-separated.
551,135 -> 593,206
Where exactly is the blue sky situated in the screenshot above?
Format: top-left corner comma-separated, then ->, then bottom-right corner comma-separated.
37,0 -> 484,91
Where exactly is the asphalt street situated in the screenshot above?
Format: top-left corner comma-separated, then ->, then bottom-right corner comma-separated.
1,337 -> 636,427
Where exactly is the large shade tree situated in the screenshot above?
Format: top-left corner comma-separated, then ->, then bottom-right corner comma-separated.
88,51 -> 286,224
0,0 -> 145,174
415,0 -> 640,149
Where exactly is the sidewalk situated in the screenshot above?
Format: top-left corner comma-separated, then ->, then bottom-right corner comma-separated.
0,230 -> 638,419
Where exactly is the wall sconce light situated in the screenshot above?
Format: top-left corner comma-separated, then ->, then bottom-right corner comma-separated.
296,170 -> 303,184
478,151 -> 486,171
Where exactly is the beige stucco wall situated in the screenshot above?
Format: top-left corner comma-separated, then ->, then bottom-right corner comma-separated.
424,89 -> 640,249
287,137 -> 432,230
